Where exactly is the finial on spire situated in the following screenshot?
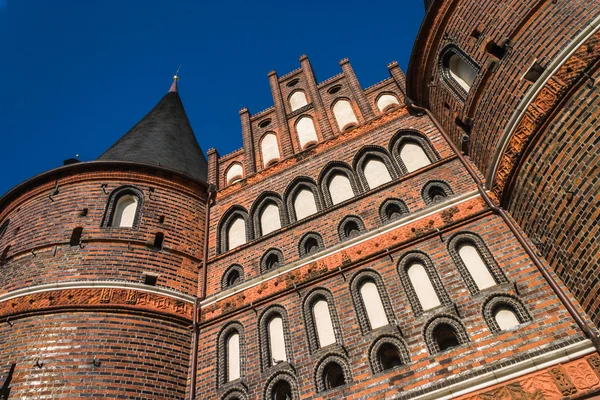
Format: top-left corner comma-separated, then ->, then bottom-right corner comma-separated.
169,65 -> 181,93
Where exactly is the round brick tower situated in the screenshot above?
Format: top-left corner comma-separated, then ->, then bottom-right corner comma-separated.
406,0 -> 600,327
0,80 -> 207,398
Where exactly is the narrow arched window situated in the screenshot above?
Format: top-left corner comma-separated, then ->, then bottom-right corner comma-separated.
299,232 -> 324,258
323,362 -> 346,390
407,263 -> 441,311
260,203 -> 282,236
265,253 -> 280,271
458,243 -> 496,290
268,316 -> 288,365
378,343 -> 403,371
226,163 -> 244,185
359,281 -> 389,330
377,94 -> 400,112
448,53 -> 477,92
363,157 -> 392,189
333,99 -> 358,131
153,232 -> 164,250
293,189 -> 317,220
296,116 -> 318,149
338,216 -> 365,241
227,332 -> 241,381
0,220 -> 9,241
70,227 -> 83,246
313,299 -> 336,348
423,181 -> 453,205
271,380 -> 293,400
328,173 -> 354,205
304,237 -> 319,255
227,216 -> 247,250
399,142 -> 431,173
289,90 -> 308,111
434,324 -> 460,351
380,199 -> 409,224
261,133 -> 281,167
113,195 -> 138,228
495,307 -> 520,331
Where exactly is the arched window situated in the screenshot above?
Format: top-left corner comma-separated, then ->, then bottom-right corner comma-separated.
217,322 -> 246,387
360,281 -> 389,330
259,307 -> 293,371
350,270 -> 395,334
226,163 -> 244,185
369,336 -> 410,374
332,99 -> 358,131
70,227 -> 83,247
390,130 -> 438,175
407,263 -> 441,311
271,380 -> 293,400
218,207 -> 251,254
422,181 -> 453,205
295,116 -> 318,149
261,133 -> 281,167
266,374 -> 298,400
379,199 -> 409,224
293,189 -> 317,221
338,215 -> 365,241
314,354 -> 351,393
354,148 -> 397,191
440,46 -> 480,97
222,265 -> 244,289
227,217 -> 247,250
260,248 -> 284,274
286,178 -> 321,223
302,289 -> 342,353
260,203 -> 282,236
483,295 -> 531,334
399,142 -> 431,173
298,232 -> 324,258
103,186 -> 144,229
289,90 -> 308,111
376,94 -> 400,113
397,252 -> 450,317
319,162 -> 361,207
448,233 -> 507,295
424,316 -> 469,354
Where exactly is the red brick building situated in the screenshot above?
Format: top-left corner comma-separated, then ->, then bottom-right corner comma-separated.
1,1 -> 600,398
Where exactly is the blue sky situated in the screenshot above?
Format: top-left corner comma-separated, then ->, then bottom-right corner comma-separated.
0,0 -> 424,196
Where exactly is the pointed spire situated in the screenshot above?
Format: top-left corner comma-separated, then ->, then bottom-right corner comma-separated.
98,77 -> 208,181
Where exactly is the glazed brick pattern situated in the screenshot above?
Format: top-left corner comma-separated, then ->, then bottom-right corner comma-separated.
0,311 -> 192,399
195,214 -> 587,399
413,0 -> 600,177
508,69 -> 600,328
0,168 -> 206,296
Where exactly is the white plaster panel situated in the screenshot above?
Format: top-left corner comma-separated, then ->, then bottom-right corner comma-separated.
294,189 -> 317,220
458,244 -> 496,290
400,143 -> 431,173
495,308 -> 520,331
364,158 -> 392,189
268,317 -> 287,364
289,91 -> 308,111
313,299 -> 336,348
377,94 -> 400,112
408,263 -> 441,310
227,217 -> 246,250
226,163 -> 244,184
360,281 -> 388,329
260,203 -> 281,235
296,117 -> 318,149
333,100 -> 358,130
261,133 -> 281,167
113,195 -> 138,228
449,54 -> 477,92
227,333 -> 240,381
328,173 -> 354,205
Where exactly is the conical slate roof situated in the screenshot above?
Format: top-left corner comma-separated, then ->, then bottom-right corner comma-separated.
98,80 -> 208,181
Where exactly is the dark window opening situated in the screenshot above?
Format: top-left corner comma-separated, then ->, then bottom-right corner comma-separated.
378,343 -> 403,371
259,118 -> 272,128
305,238 -> 319,255
0,220 -> 9,240
327,85 -> 342,94
524,62 -> 545,83
266,254 -> 280,271
461,133 -> 471,155
443,102 -> 450,110
153,232 -> 164,250
323,362 -> 346,390
429,187 -> 448,203
455,117 -> 472,134
485,41 -> 506,59
79,208 -> 89,217
0,245 -> 11,265
434,325 -> 460,351
159,215 -> 165,224
226,270 -> 241,287
143,273 -> 158,286
272,380 -> 293,400
70,227 -> 83,246
286,78 -> 299,88
470,28 -> 481,39
385,204 -> 404,222
344,221 -> 361,239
